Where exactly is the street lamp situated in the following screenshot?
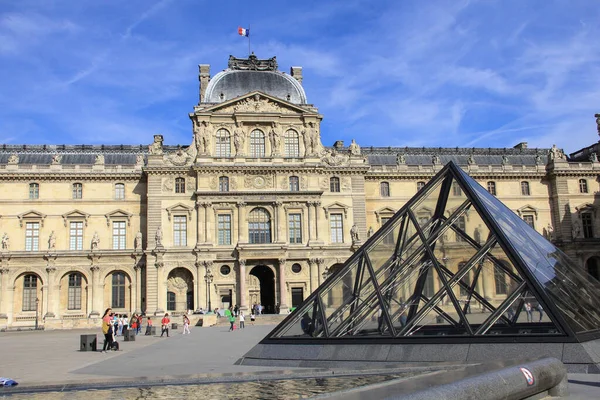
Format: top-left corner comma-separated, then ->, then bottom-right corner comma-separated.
35,297 -> 39,330
204,268 -> 214,313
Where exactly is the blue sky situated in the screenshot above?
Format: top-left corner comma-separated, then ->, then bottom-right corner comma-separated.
1,0 -> 599,153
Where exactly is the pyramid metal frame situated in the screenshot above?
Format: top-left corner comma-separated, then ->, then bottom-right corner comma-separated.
263,162 -> 600,344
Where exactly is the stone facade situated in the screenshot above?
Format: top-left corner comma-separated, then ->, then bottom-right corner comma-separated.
0,55 -> 598,329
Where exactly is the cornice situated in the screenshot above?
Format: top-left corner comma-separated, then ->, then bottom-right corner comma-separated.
195,190 -> 324,197
0,170 -> 143,181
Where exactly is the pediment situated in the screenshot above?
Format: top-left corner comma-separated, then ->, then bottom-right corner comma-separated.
516,204 -> 538,219
104,209 -> 133,226
17,210 -> 47,227
166,203 -> 194,221
62,209 -> 91,226
374,207 -> 398,223
202,91 -> 313,115
323,202 -> 350,219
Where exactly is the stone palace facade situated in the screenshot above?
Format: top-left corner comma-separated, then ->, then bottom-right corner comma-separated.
0,54 -> 598,329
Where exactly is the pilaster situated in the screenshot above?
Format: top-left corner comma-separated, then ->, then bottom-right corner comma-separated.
238,259 -> 247,311
278,258 -> 288,313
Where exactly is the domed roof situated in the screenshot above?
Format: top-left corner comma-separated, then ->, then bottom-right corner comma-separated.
204,55 -> 307,105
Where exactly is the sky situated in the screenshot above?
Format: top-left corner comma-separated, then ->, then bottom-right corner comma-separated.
0,0 -> 599,154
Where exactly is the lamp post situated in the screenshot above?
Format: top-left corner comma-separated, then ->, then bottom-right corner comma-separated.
204,268 -> 214,312
35,297 -> 39,330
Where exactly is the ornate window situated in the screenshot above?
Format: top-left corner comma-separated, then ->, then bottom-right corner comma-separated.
173,215 -> 187,246
175,177 -> 185,194
523,215 -> 535,230
250,129 -> 265,158
218,214 -> 232,245
115,183 -> 125,200
69,221 -> 83,250
521,181 -> 530,196
284,129 -> 300,157
330,213 -> 344,243
72,183 -> 82,199
452,182 -> 462,196
330,177 -> 340,192
487,181 -> 496,196
167,292 -> 176,311
25,222 -> 39,251
458,263 -> 469,296
29,183 -> 39,199
417,181 -> 425,192
380,217 -> 395,245
248,208 -> 271,244
579,179 -> 589,194
494,265 -> 507,295
219,176 -> 229,192
454,216 -> 466,242
380,182 -> 390,197
112,221 -> 126,249
22,274 -> 37,311
68,273 -> 82,310
288,213 -> 302,244
582,213 -> 594,239
289,176 -> 299,191
215,129 -> 231,157
111,272 -> 126,309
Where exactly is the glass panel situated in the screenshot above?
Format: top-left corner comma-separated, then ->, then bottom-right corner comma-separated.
409,177 -> 444,234
274,299 -> 322,338
320,260 -> 360,336
349,298 -> 392,337
365,220 -> 403,287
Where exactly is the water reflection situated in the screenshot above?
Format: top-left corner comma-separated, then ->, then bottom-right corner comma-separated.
2,374 -> 406,400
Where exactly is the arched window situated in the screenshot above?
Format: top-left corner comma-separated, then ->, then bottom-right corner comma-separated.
68,273 -> 82,310
248,208 -> 271,244
215,129 -> 231,157
380,182 -> 390,197
289,176 -> 299,191
250,129 -> 265,158
111,272 -> 126,309
521,181 -> 530,196
579,179 -> 589,194
175,177 -> 185,193
284,129 -> 300,157
417,181 -> 425,192
29,183 -> 39,199
330,177 -> 340,192
167,292 -> 176,311
22,274 -> 37,311
115,183 -> 125,200
72,183 -> 83,199
487,181 -> 496,196
219,176 -> 229,192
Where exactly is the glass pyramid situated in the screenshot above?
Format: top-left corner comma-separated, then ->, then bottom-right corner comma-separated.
266,162 -> 600,343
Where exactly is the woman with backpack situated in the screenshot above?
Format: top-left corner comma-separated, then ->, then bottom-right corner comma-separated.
101,308 -> 114,353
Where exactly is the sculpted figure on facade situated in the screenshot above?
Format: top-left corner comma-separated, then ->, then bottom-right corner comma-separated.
367,226 -> 374,238
155,226 -> 163,247
1,233 -> 9,251
148,135 -> 164,155
135,231 -> 143,251
91,232 -> 100,250
468,154 -> 476,165
595,113 -> 600,136
7,153 -> 18,164
48,231 -> 56,250
349,139 -> 361,155
136,154 -> 145,166
572,218 -> 582,239
195,121 -> 211,155
432,154 -> 440,165
302,122 -> 320,156
95,154 -> 105,165
233,121 -> 245,156
548,144 -> 565,161
535,154 -> 543,165
502,155 -> 509,165
269,122 -> 281,155
350,224 -> 360,244
546,223 -> 554,241
590,152 -> 598,163
51,154 -> 62,165
396,154 -> 406,165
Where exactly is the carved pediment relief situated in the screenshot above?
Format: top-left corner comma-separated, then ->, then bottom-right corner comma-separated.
17,210 -> 47,227
516,204 -> 538,220
203,92 -> 309,115
165,147 -> 193,166
575,203 -> 596,217
321,149 -> 349,166
62,209 -> 91,227
374,207 -> 397,223
105,209 -> 133,226
323,202 -> 350,219
166,203 -> 194,221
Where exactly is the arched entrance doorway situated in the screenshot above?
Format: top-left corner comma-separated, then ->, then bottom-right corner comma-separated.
166,268 -> 194,313
326,263 -> 352,306
586,256 -> 600,282
249,265 -> 275,314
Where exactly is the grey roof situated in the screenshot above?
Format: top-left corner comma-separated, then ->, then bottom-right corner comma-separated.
0,144 -> 151,165
204,69 -> 307,104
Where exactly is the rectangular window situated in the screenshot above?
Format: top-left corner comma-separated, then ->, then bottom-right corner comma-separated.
25,222 -> 39,251
69,221 -> 84,251
288,213 -> 302,244
29,183 -> 39,200
218,214 -> 231,245
454,216 -> 466,242
173,216 -> 187,246
112,221 -> 126,249
582,213 -> 594,239
115,183 -> 125,200
72,183 -> 82,199
494,266 -> 507,295
381,217 -> 395,245
22,275 -> 37,311
68,274 -> 82,310
523,215 -> 535,230
330,213 -> 344,243
291,287 -> 304,307
452,182 -> 462,196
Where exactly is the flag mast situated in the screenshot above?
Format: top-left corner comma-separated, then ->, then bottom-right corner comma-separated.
248,24 -> 251,56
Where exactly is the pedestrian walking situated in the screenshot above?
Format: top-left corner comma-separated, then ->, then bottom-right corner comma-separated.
239,312 -> 245,329
101,308 -> 114,353
137,315 -> 143,335
525,302 -> 533,322
226,307 -> 235,331
250,312 -> 255,325
161,313 -> 170,337
183,314 -> 191,335
537,304 -> 544,322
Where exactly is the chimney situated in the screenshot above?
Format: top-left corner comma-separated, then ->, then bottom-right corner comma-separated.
513,142 -> 528,149
199,64 -> 211,103
290,66 -> 303,84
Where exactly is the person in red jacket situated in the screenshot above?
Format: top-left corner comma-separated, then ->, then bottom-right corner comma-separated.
161,313 -> 170,337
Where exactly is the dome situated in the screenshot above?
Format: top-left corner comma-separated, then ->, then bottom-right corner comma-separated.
204,55 -> 307,104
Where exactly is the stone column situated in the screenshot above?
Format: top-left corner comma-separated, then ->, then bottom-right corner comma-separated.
0,267 -> 8,318
273,202 -> 279,242
133,264 -> 141,314
307,203 -> 314,242
89,265 -> 100,317
155,262 -> 165,315
204,202 -> 213,244
195,261 -> 203,312
195,201 -> 203,245
276,201 -> 285,243
316,258 -> 325,286
238,259 -> 247,311
45,266 -> 57,318
309,258 -> 319,293
314,201 -> 322,241
278,259 -> 289,313
237,202 -> 247,243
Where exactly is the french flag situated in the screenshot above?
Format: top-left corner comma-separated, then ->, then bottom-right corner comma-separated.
238,27 -> 250,37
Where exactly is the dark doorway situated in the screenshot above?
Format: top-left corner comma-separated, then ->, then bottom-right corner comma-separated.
587,257 -> 600,281
291,287 -> 304,308
250,265 -> 275,314
187,291 -> 194,311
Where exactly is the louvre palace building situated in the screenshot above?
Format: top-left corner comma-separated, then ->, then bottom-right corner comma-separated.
0,54 -> 598,330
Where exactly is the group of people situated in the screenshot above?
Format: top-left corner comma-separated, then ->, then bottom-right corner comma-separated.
224,306 -> 256,331
110,313 -> 143,336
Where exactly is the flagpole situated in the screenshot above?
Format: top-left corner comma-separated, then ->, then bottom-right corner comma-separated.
248,24 -> 251,55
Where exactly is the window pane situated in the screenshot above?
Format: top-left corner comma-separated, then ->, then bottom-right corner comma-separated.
174,216 -> 187,246
580,179 -> 588,194
175,178 -> 185,193
216,129 -> 231,157
380,182 -> 390,197
112,221 -> 126,249
288,213 -> 302,244
72,183 -> 82,199
248,208 -> 271,244
250,129 -> 265,158
521,181 -> 530,196
219,176 -> 229,192
29,183 -> 39,199
25,222 -> 39,251
289,176 -> 299,191
112,272 -> 126,308
330,214 -> 343,243
487,181 -> 496,195
115,183 -> 125,200
582,214 -> 594,238
22,275 -> 38,311
68,273 -> 82,310
523,215 -> 535,230
69,221 -> 83,250
218,214 -> 231,245
417,181 -> 425,192
330,177 -> 340,192
284,130 -> 299,157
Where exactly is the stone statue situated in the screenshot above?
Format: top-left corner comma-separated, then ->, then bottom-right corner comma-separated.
91,232 -> 100,250
95,154 -> 105,165
148,135 -> 164,155
195,121 -> 211,155
350,224 -> 360,244
432,155 -> 440,165
155,226 -> 163,247
48,231 -> 56,250
590,153 -> 598,163
467,154 -> 476,165
136,154 -> 144,166
349,139 -> 361,155
269,122 -> 281,155
309,122 -> 320,153
548,144 -> 565,161
396,154 -> 406,165
546,223 -> 554,241
367,226 -> 374,238
7,153 -> 18,164
233,122 -> 245,156
501,155 -> 509,165
572,218 -> 582,239
51,154 -> 62,165
473,227 -> 481,244
135,231 -> 143,251
1,233 -> 9,251
595,113 -> 600,136
535,154 -> 543,165
302,125 -> 311,156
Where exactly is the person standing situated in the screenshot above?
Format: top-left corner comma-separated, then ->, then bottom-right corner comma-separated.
239,312 -> 245,329
117,315 -> 124,336
537,304 -> 544,322
183,314 -> 191,335
101,308 -> 114,353
123,314 -> 129,334
250,312 -> 255,325
226,307 -> 235,331
145,317 -> 153,335
525,302 -> 533,322
161,313 -> 170,337
137,315 -> 143,335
